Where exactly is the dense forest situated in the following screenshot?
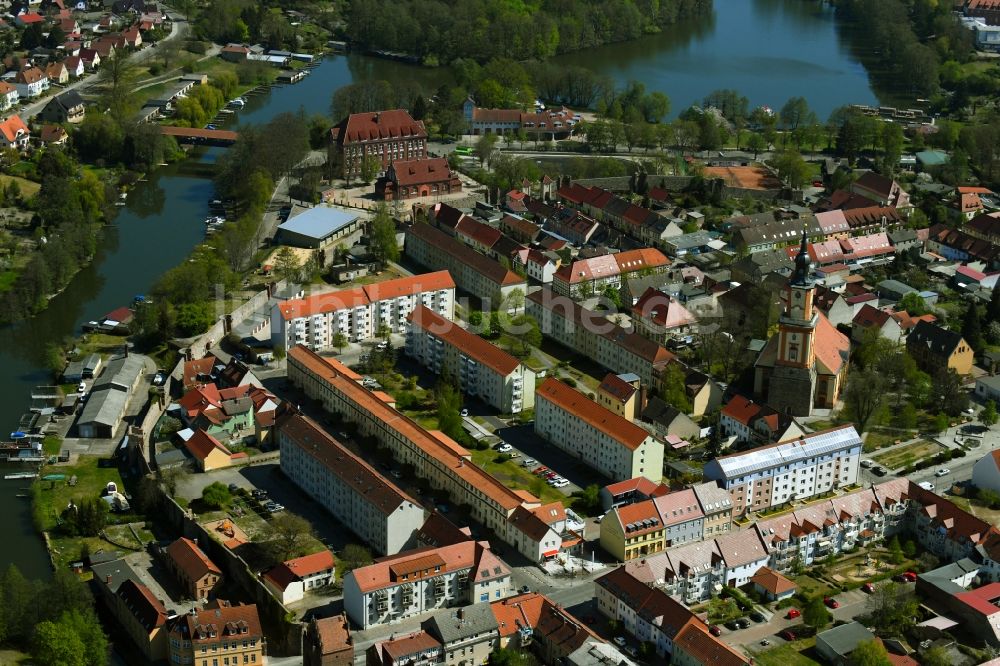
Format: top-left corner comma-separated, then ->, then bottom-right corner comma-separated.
347,0 -> 712,63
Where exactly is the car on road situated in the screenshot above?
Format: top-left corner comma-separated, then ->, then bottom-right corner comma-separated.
862,582 -> 875,593
522,459 -> 537,467
895,571 -> 917,583
860,459 -> 873,468
595,514 -> 605,523
552,480 -> 570,488
251,489 -> 267,499
497,444 -> 513,453
624,646 -> 638,658
780,630 -> 797,641
823,597 -> 839,609
750,611 -> 765,622
935,468 -> 950,477
77,381 -> 86,392
708,625 -> 722,637
613,637 -> 627,648
737,618 -> 750,629
786,609 -> 800,619
872,466 -> 887,476
918,481 -> 935,491
460,409 -> 469,417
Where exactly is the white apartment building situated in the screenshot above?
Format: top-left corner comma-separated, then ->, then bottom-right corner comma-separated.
343,541 -> 512,629
271,271 -> 455,350
703,425 -> 862,516
406,306 -> 535,414
287,346 -> 536,540
526,288 -> 674,388
534,377 -> 664,483
278,413 -> 425,555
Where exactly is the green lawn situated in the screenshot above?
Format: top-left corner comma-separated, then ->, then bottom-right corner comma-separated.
751,639 -> 821,666
792,574 -> 834,600
471,448 -> 569,505
872,440 -> 942,470
0,174 -> 39,199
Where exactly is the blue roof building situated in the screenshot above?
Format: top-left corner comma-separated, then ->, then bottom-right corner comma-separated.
277,206 -> 362,248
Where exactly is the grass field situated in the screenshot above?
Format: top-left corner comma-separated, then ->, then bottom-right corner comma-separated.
872,440 -> 942,470
792,574 -> 834,600
751,639 -> 821,666
0,175 -> 39,199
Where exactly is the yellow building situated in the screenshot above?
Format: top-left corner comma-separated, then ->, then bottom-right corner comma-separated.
167,600 -> 265,666
596,373 -> 642,422
600,501 -> 665,562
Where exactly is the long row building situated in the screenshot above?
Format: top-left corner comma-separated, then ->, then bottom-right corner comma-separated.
278,412 -> 426,555
271,271 -> 456,351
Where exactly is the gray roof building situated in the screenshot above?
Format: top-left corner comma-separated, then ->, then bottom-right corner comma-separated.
423,603 -> 499,646
277,206 -> 360,248
816,622 -> 876,665
90,559 -> 140,593
876,279 -> 917,300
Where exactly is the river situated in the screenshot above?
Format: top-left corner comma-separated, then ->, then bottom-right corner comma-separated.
0,0 -> 880,579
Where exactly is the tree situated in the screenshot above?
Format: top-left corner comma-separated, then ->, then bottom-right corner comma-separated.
57,610 -> 108,666
267,512 -> 314,561
780,97 -> 813,131
933,368 -> 969,416
802,596 -> 831,630
660,362 -> 693,413
571,484 -> 601,515
983,400 -> 999,427
866,580 -> 918,635
359,155 -> 382,184
201,482 -> 232,510
844,367 -> 888,432
746,132 -> 767,160
963,303 -> 984,354
273,246 -> 300,283
850,639 -> 891,666
898,292 -> 929,316
98,48 -> 139,122
771,150 -> 810,189
370,204 -> 400,268
489,647 -> 540,666
509,315 -> 541,358
920,647 -> 950,666
476,133 -> 499,167
332,332 -> 348,353
32,619 -> 86,666
339,544 -> 373,573
989,282 -> 1000,324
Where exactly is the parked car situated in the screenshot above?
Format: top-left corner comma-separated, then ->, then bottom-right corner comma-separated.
595,514 -> 605,523
522,459 -> 537,467
460,409 -> 469,417
709,625 -> 722,637
898,571 -> 917,582
780,630 -> 797,641
872,466 -> 887,476
860,459 -> 873,468
750,611 -> 765,622
534,467 -> 549,475
613,637 -> 627,648
862,582 -> 875,593
519,585 -> 530,594
760,639 -> 771,646
737,618 -> 750,629
497,444 -> 513,453
725,620 -> 741,631
823,597 -> 839,609
935,468 -> 950,477
77,381 -> 87,392
786,609 -> 800,619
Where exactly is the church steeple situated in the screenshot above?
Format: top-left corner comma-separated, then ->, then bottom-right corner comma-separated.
791,226 -> 813,287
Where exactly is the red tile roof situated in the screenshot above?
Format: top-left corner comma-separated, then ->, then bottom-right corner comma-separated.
408,305 -> 520,375
407,223 -> 525,287
166,537 -> 221,582
750,566 -> 797,595
632,287 -> 696,329
0,115 -> 28,143
336,109 -> 426,144
597,373 -> 638,404
116,579 -> 167,632
170,600 -> 262,643
379,630 -> 442,661
955,582 -> 1000,617
491,592 -> 596,650
720,395 -> 762,426
852,303 -> 892,329
264,549 -> 335,591
278,271 -> 454,320
536,377 -> 651,450
615,500 -> 662,537
603,477 -> 669,499
813,311 -> 850,375
348,540 -> 506,594
388,158 -> 455,187
555,248 -> 669,285
674,621 -> 751,666
184,429 -> 231,461
455,217 -> 503,249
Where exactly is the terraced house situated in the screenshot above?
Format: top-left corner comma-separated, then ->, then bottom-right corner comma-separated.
551,248 -> 670,298
272,271 -> 456,350
343,541 -> 511,629
535,377 -> 664,483
406,306 -> 535,414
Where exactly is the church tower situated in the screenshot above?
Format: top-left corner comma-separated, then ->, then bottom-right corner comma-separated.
765,229 -> 819,415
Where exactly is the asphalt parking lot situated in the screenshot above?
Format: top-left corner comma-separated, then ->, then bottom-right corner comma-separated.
496,423 -> 610,497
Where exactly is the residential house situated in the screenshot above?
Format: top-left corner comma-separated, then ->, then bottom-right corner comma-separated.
672,622 -> 751,666
599,477 -> 670,513
750,566 -> 797,601
889,228 -> 922,253
704,425 -> 863,516
14,66 -> 48,98
182,429 -> 241,471
850,171 -> 912,212
220,44 -> 249,62
176,383 -> 275,444
91,562 -> 168,662
654,489 -> 705,549
405,224 -> 525,307
813,285 -> 853,328
271,271 -> 456,350
303,614 -> 353,666
330,109 -> 427,178
63,55 -> 85,78
39,89 -> 85,123
45,61 -> 68,84
167,600 -> 265,666
973,450 -> 1000,496
852,304 -> 904,344
535,377 -> 664,483
816,622 -> 878,665
15,12 -> 44,27
278,412 -> 425,555
0,82 -> 18,112
552,248 -> 671,298
631,287 -> 697,345
906,320 -> 974,376
967,212 -> 1000,245
927,223 -> 1000,267
514,248 -> 558,284
370,604 -> 499,666
263,550 -> 336,605
491,593 -> 615,665
595,372 -> 643,422
527,288 -> 676,388
0,115 -> 29,150
39,124 -> 68,146
342,541 -> 511,629
600,499 -> 666,562
406,306 -> 535,414
506,502 -> 581,563
976,375 -> 1000,403
547,209 -> 600,245
164,537 -> 222,600
641,396 -> 700,440
79,48 -> 102,70
376,157 -> 461,201
718,395 -> 803,446
500,214 -> 540,244
692,481 -> 734,539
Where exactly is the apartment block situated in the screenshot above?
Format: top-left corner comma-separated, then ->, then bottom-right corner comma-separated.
167,600 -> 265,666
367,604 -> 500,666
527,288 -> 675,389
278,412 -> 425,555
703,425 -> 862,516
691,481 -> 734,539
271,271 -> 455,351
343,541 -> 511,629
600,489 -> 705,561
552,248 -> 670,298
406,305 -> 535,414
535,377 -> 663,483
406,223 -> 526,307
287,346 -> 537,541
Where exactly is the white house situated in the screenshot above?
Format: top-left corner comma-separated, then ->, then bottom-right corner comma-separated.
973,451 -> 1000,495
975,375 -> 1000,404
14,67 -> 48,99
263,551 -> 335,605
0,82 -> 19,112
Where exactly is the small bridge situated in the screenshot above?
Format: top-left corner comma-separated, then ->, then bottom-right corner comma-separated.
158,126 -> 239,146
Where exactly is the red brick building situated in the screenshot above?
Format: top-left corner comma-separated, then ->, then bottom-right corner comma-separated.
330,109 -> 427,179
375,158 -> 461,200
